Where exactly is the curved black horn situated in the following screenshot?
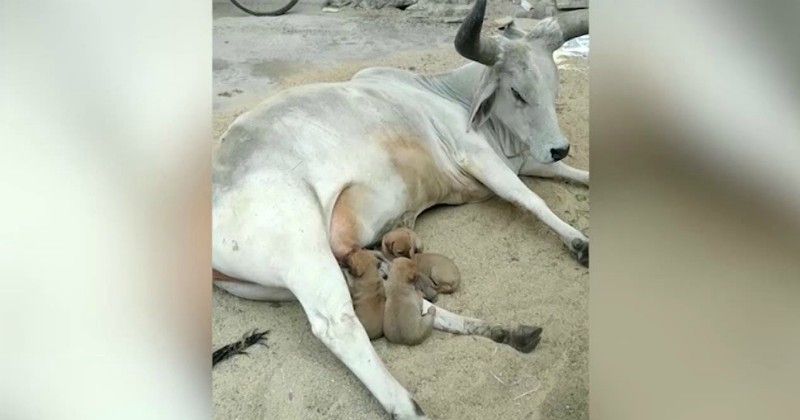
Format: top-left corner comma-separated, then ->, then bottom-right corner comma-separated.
454,0 -> 500,66
556,9 -> 589,44
528,9 -> 589,51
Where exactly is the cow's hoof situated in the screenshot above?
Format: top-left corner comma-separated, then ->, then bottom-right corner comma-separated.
487,325 -> 542,353
509,325 -> 543,353
570,238 -> 589,267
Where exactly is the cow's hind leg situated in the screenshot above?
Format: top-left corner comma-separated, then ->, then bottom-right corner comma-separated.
214,278 -> 296,301
213,270 -> 297,301
215,179 -> 425,418
287,248 -> 426,419
421,300 -> 543,353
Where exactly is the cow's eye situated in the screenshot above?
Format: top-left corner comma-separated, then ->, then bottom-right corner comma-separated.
511,88 -> 527,104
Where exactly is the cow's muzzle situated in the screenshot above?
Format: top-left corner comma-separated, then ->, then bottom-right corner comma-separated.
550,145 -> 570,162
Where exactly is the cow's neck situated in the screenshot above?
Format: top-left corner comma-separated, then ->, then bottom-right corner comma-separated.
422,63 -> 529,159
421,62 -> 481,109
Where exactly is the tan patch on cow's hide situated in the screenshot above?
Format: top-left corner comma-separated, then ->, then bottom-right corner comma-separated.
212,269 -> 241,283
379,130 -> 491,207
329,184 -> 368,263
379,131 -> 457,208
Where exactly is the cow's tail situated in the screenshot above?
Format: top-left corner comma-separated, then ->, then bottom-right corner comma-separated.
212,329 -> 270,367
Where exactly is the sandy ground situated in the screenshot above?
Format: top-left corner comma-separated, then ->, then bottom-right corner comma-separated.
212,1 -> 589,418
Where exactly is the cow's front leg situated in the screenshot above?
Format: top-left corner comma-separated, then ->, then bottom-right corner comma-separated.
519,159 -> 589,186
464,150 -> 589,266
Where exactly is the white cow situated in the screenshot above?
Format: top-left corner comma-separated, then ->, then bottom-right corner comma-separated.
213,1 -> 589,418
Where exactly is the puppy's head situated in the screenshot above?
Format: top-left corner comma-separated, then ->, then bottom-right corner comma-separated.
382,228 -> 421,258
347,250 -> 378,278
390,257 -> 418,284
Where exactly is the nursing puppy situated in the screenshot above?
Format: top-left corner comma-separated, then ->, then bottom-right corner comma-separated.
383,258 -> 436,346
413,253 -> 461,294
345,250 -> 386,340
381,227 -> 422,259
367,249 -> 437,301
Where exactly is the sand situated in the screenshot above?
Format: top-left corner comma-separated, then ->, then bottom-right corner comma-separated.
212,2 -> 588,418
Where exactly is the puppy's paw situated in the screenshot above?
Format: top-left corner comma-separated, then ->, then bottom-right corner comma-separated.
422,287 -> 439,302
569,238 -> 589,267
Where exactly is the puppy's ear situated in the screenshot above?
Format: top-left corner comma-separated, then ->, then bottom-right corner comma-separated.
381,237 -> 392,257
406,238 -> 416,257
394,241 -> 411,259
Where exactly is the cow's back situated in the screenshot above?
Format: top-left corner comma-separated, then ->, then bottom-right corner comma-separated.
213,79 -> 436,190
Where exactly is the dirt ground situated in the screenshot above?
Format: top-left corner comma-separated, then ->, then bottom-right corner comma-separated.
212,1 -> 589,418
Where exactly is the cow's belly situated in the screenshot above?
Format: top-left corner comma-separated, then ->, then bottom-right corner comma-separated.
328,168 -> 490,262
329,181 -> 403,262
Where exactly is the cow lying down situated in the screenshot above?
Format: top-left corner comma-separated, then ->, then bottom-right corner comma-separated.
212,1 -> 588,417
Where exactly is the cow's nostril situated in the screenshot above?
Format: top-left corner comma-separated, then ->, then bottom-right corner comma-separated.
550,145 -> 570,161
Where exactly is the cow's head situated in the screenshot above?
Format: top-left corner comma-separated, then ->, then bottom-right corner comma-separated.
455,0 -> 588,163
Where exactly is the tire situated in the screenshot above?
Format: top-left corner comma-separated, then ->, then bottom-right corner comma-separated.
229,0 -> 300,16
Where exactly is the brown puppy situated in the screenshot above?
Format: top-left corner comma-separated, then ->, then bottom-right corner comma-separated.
381,227 -> 422,259
383,258 -> 435,346
345,250 -> 386,340
413,253 -> 461,294
414,273 -> 439,302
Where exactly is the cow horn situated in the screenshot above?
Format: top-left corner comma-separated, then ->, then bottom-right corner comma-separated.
454,0 -> 499,66
554,9 -> 589,47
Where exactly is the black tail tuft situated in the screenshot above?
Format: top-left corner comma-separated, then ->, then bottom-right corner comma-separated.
212,329 -> 270,367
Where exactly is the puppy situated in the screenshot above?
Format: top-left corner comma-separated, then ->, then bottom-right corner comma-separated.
414,273 -> 439,302
345,250 -> 386,340
381,227 -> 422,259
413,253 -> 461,294
383,258 -> 435,346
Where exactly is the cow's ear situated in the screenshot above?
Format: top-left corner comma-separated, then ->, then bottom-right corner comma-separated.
526,17 -> 562,51
469,70 -> 499,130
502,21 -> 526,40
